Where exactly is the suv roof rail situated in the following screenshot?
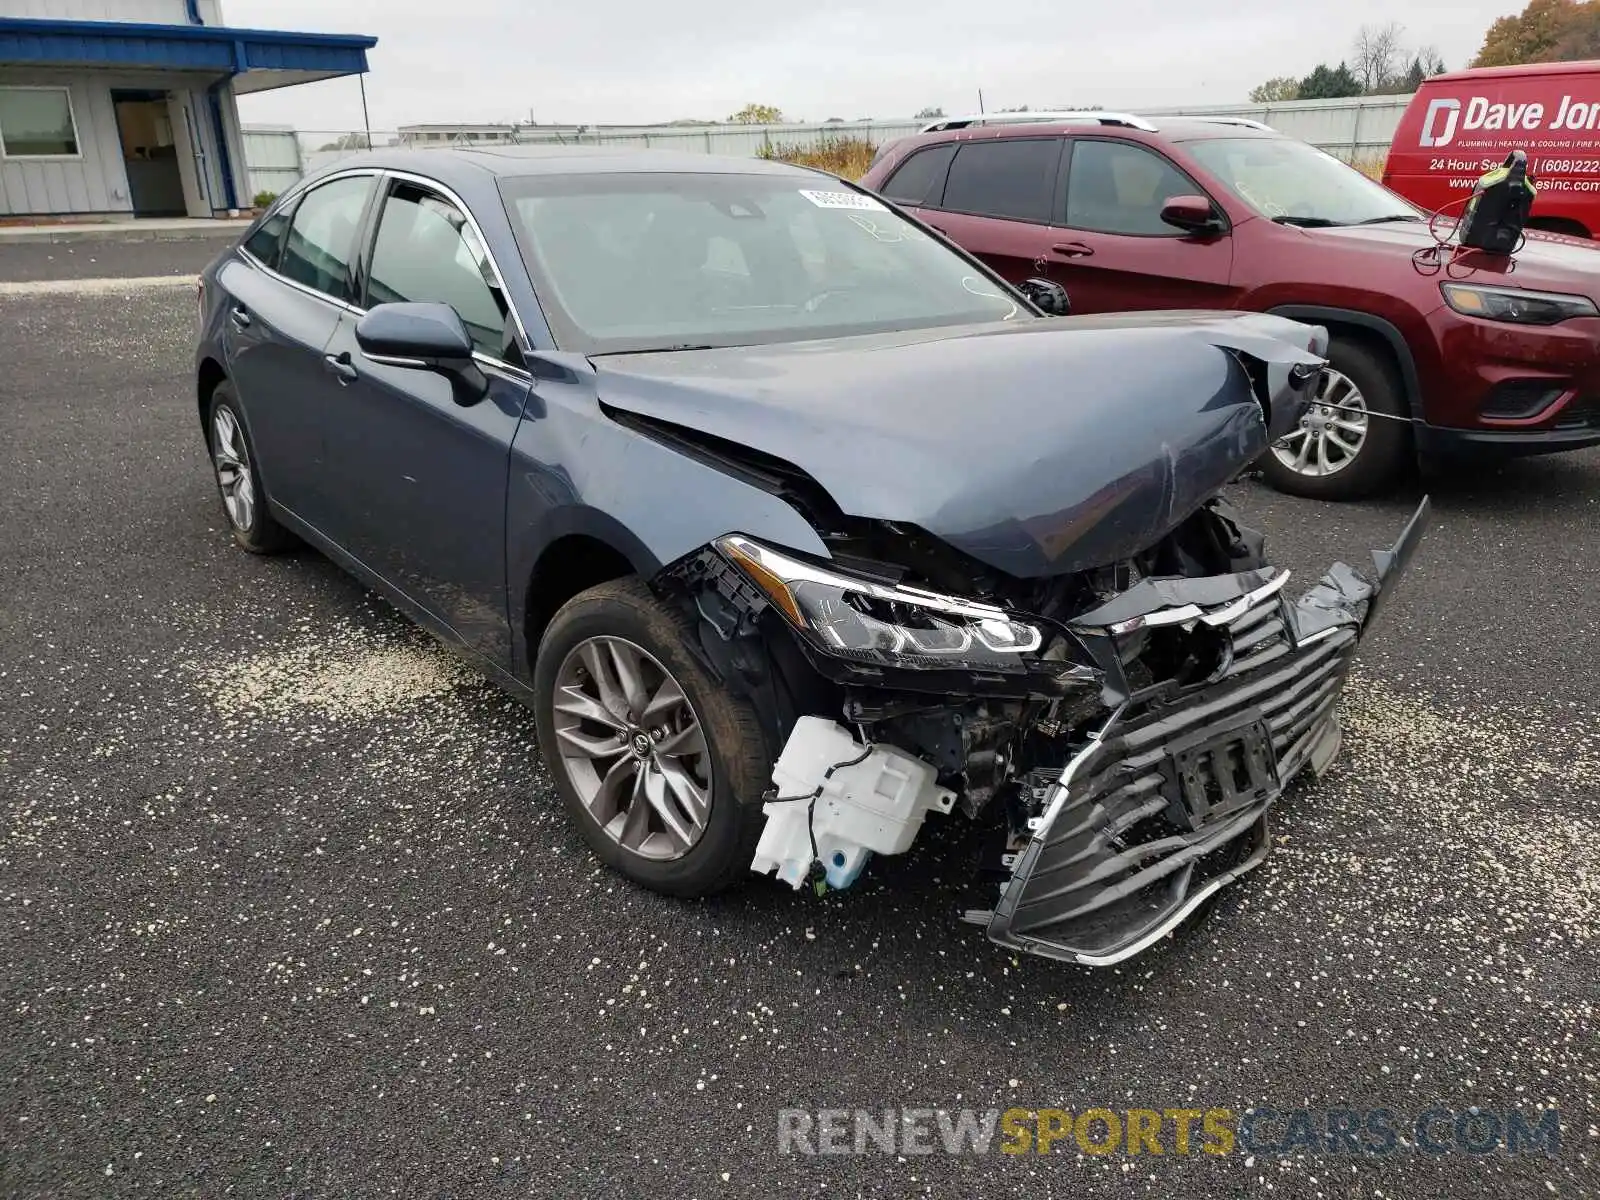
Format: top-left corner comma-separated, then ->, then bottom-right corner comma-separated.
1187,115 -> 1276,131
919,110 -> 1159,134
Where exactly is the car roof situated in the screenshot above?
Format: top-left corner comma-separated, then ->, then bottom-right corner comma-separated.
321,145 -> 824,181
883,117 -> 1281,162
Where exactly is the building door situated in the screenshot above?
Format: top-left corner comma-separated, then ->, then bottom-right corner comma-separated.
112,90 -> 186,216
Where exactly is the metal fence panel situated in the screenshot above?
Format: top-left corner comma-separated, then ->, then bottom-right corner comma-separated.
241,126 -> 302,201
246,99 -> 1414,196
1141,95 -> 1410,164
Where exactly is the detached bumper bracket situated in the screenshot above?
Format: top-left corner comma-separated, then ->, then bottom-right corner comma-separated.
1366,495 -> 1432,631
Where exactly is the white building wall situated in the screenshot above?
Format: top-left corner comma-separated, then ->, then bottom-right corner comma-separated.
0,1 -> 221,23
0,67 -> 242,217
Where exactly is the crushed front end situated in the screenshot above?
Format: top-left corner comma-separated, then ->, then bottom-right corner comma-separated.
663,491 -> 1428,966
974,498 -> 1429,965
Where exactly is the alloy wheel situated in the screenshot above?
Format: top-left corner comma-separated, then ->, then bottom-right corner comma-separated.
212,407 -> 255,531
1271,369 -> 1370,478
551,635 -> 712,862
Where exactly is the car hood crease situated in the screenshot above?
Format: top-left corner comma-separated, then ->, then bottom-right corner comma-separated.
593,316 -> 1324,578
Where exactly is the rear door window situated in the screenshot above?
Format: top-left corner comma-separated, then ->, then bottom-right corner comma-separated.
243,208 -> 290,269
278,175 -> 375,301
1064,140 -> 1200,236
940,138 -> 1062,222
880,144 -> 956,207
365,182 -> 512,360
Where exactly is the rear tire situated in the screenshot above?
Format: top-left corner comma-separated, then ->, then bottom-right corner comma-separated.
206,383 -> 295,554
534,577 -> 770,898
1259,338 -> 1411,501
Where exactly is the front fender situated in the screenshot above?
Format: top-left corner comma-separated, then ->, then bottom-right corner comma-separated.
505,369 -> 832,674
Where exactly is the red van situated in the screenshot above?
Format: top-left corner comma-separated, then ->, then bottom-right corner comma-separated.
1386,60 -> 1600,239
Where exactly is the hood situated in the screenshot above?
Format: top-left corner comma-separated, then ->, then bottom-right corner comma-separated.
592,313 -> 1325,579
1306,220 -> 1600,298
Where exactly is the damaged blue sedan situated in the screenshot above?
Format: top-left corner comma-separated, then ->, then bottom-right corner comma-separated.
194,147 -> 1427,966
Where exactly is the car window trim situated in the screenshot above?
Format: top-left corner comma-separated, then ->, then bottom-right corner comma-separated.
236,166 -> 533,382
920,136 -> 1064,225
1058,136 -> 1229,238
359,174 -> 523,363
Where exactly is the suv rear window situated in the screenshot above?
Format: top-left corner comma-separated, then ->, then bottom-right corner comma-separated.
880,144 -> 956,207
940,138 -> 1061,223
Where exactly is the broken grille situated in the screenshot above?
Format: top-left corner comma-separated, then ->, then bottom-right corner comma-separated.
985,619 -> 1357,964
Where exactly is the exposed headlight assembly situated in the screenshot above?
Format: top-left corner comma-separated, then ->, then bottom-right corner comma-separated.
1441,282 -> 1598,325
716,535 -> 1043,673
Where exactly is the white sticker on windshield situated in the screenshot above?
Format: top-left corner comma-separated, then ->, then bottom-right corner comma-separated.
799,189 -> 887,211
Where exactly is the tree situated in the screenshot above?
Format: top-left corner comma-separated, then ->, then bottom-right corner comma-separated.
1397,47 -> 1449,92
1552,0 -> 1600,57
1249,76 -> 1301,102
728,103 -> 783,124
1297,62 -> 1363,99
913,106 -> 945,120
1353,21 -> 1406,92
317,132 -> 371,151
1473,0 -> 1589,68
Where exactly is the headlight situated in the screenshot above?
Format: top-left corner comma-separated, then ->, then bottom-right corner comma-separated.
1441,283 -> 1598,325
716,535 -> 1043,673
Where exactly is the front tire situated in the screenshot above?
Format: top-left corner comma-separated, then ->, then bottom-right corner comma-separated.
207,383 -> 295,554
1259,338 -> 1411,500
533,577 -> 770,897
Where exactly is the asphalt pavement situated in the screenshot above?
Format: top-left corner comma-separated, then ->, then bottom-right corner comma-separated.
1,240 -> 1596,1199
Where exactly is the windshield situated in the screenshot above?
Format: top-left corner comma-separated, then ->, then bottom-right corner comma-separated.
1186,137 -> 1422,227
499,172 -> 1023,354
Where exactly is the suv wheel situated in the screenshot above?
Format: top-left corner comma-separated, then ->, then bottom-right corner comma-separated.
533,577 -> 769,897
1259,338 -> 1410,500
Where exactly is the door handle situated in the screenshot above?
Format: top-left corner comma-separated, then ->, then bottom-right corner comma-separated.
1051,242 -> 1095,259
229,305 -> 252,329
323,352 -> 358,385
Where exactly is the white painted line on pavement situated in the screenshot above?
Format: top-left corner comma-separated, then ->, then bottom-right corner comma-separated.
0,274 -> 200,297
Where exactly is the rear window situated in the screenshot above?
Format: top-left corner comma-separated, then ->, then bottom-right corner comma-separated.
279,175 -> 374,302
940,138 -> 1061,223
243,208 -> 290,269
880,144 -> 956,206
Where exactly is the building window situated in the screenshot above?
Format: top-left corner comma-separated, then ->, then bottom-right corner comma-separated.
0,87 -> 81,159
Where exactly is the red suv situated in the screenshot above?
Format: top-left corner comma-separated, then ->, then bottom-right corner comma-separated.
862,112 -> 1600,499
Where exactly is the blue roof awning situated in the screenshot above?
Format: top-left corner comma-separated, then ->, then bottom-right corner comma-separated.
0,17 -> 377,93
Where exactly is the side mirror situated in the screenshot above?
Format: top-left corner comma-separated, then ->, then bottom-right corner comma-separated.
355,302 -> 487,405
1018,277 -> 1072,316
1160,194 -> 1224,235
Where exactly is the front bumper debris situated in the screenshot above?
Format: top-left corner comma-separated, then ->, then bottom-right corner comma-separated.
966,498 -> 1431,966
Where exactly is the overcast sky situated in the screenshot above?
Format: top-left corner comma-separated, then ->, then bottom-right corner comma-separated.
226,0 -> 1522,133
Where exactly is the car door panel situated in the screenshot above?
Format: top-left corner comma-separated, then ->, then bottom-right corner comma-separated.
319,319 -> 531,665
315,178 -> 533,668
219,173 -> 378,531
926,209 -> 1053,285
218,257 -> 344,519
1052,138 -> 1238,315
1043,227 -> 1235,313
